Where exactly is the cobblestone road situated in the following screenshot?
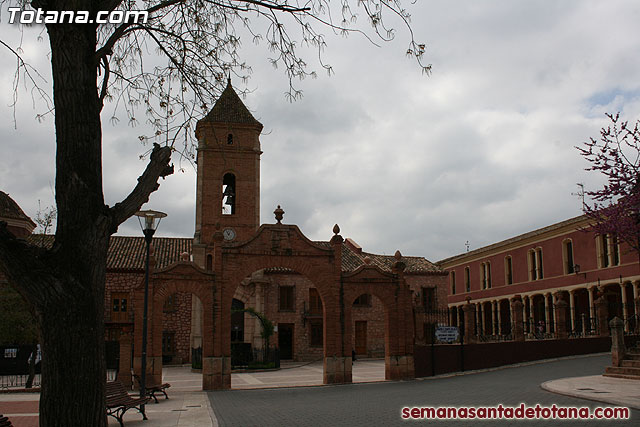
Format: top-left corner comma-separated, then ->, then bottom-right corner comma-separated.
209,354 -> 638,426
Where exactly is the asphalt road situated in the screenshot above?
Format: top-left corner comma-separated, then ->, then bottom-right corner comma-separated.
209,354 -> 638,426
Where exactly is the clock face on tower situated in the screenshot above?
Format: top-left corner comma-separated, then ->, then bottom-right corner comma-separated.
223,228 -> 236,241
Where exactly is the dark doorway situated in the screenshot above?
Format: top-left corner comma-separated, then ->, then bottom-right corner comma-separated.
355,321 -> 367,355
231,298 -> 245,342
278,323 -> 294,360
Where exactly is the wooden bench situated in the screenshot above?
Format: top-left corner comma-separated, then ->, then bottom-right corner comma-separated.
0,414 -> 13,427
133,374 -> 171,403
106,381 -> 150,427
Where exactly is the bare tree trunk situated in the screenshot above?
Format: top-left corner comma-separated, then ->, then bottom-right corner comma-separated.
0,5 -> 173,425
38,17 -> 110,426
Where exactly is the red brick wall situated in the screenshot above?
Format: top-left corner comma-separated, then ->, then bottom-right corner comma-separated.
104,271 -> 143,323
161,292 -> 193,364
351,295 -> 385,357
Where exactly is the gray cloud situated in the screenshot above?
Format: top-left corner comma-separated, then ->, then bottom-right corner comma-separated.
2,0 -> 640,263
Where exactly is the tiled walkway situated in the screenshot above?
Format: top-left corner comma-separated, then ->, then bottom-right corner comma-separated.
232,359 -> 385,389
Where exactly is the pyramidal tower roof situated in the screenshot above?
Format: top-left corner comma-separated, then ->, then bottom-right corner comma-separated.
200,79 -> 263,130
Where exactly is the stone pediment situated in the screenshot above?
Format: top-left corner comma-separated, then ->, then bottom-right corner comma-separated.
223,223 -> 333,257
342,263 -> 396,282
151,260 -> 214,280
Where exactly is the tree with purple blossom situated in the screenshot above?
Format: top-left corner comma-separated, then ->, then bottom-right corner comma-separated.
577,113 -> 640,254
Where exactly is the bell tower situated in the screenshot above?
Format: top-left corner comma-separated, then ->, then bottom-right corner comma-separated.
193,79 -> 263,268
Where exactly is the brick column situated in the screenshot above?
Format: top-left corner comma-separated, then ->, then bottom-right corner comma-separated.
324,225 -> 352,384
117,327 -> 133,388
609,317 -> 625,367
554,294 -> 568,339
510,296 -> 524,342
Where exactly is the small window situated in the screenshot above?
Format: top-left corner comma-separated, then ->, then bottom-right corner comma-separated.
563,240 -> 574,274
163,294 -> 178,313
480,262 -> 491,289
611,235 -> 620,266
222,173 -> 236,215
227,133 -> 233,145
536,248 -> 544,279
450,271 -> 456,295
464,267 -> 471,292
111,292 -> 128,322
279,286 -> 295,311
206,254 -> 213,271
597,234 -> 609,268
528,249 -> 537,281
422,287 -> 436,311
504,256 -> 513,285
310,321 -> 323,347
353,294 -> 371,307
162,331 -> 175,356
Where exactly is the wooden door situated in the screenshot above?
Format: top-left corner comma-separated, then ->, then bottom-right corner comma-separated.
278,323 -> 294,360
355,321 -> 367,355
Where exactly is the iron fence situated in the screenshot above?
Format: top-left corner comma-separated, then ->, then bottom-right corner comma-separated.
0,374 -> 41,390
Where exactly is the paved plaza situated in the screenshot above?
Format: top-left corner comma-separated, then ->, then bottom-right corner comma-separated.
0,354 -> 638,426
210,354 -> 639,426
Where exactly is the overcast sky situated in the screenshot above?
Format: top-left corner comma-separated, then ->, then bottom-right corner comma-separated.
2,0 -> 640,262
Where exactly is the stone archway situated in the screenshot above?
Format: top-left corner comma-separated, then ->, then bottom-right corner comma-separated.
209,223 -> 350,388
133,261 -> 215,390
342,260 -> 414,382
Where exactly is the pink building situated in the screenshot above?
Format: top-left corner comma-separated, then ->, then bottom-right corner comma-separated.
440,215 -> 640,340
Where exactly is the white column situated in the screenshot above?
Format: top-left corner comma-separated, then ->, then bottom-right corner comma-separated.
497,300 -> 503,335
621,283 -> 629,332
529,295 -> 535,333
569,290 -> 575,332
544,293 -> 551,334
588,287 -> 596,332
633,281 -> 639,301
521,297 -> 527,333
491,301 -> 497,335
479,303 -> 485,335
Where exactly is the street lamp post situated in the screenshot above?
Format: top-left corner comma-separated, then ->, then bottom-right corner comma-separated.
135,209 -> 167,415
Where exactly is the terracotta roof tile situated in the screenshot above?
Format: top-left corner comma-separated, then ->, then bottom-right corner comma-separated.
28,235 -> 191,270
26,235 -> 439,275
0,191 -> 35,226
341,243 -> 441,274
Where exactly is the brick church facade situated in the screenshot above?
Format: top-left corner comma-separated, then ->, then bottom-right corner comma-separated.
0,81 -> 448,390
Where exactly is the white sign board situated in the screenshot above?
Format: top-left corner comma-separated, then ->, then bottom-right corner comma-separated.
435,326 -> 459,343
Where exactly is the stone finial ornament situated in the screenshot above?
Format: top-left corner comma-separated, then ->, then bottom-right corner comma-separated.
394,250 -> 402,260
363,256 -> 372,265
180,252 -> 190,261
274,205 -> 284,224
333,224 -> 340,235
